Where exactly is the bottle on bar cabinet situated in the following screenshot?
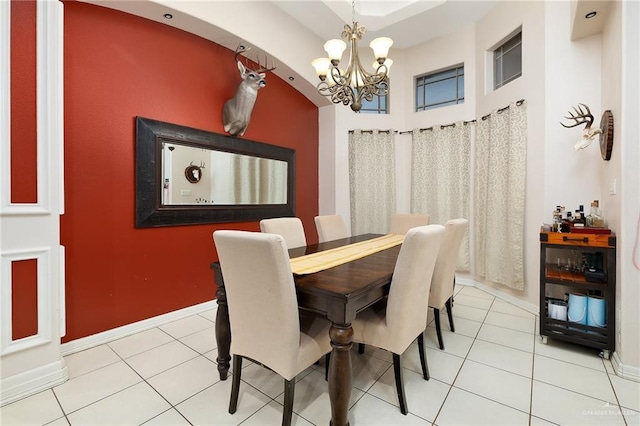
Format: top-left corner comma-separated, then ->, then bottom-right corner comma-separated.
587,200 -> 604,227
573,206 -> 585,228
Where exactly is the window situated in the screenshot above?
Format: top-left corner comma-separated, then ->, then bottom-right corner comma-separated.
358,81 -> 389,114
494,31 -> 522,89
415,65 -> 464,112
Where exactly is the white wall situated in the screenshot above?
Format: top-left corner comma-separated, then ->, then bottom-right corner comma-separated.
404,24 -> 477,130
602,0 -> 640,378
544,5 -> 603,216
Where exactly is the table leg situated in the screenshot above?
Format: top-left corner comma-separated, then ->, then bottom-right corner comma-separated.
213,267 -> 231,380
328,323 -> 353,426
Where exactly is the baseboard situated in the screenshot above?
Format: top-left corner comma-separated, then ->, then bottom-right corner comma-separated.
60,300 -> 217,357
0,359 -> 68,407
611,351 -> 640,382
456,277 -> 538,316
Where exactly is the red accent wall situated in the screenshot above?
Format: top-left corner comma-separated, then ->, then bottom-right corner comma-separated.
10,0 -> 37,203
12,259 -> 38,340
60,2 -> 318,342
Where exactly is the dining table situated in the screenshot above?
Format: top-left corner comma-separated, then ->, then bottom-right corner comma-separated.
211,233 -> 402,426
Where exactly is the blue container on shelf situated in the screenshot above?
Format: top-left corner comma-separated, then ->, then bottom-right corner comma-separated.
567,293 -> 587,325
587,296 -> 606,327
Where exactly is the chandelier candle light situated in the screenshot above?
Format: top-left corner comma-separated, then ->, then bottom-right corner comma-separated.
312,1 -> 393,112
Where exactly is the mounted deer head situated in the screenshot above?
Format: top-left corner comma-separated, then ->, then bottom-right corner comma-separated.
560,103 -> 603,151
222,45 -> 276,137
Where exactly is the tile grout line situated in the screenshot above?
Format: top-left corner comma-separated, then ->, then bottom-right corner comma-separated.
61,330 -> 205,424
50,388 -> 71,426
431,290 -> 496,425
436,291 -> 549,422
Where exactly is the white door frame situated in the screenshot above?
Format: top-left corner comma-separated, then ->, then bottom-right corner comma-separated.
0,0 -> 66,406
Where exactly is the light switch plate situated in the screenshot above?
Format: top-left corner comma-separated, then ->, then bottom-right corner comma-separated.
609,178 -> 617,195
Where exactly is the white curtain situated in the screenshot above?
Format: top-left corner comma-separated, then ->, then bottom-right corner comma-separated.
411,122 -> 471,271
474,101 -> 527,290
230,156 -> 286,204
349,130 -> 396,234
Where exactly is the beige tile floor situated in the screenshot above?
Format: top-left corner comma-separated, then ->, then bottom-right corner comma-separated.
2,285 -> 639,425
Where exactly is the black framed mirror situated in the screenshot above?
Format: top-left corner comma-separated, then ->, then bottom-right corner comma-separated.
135,117 -> 296,227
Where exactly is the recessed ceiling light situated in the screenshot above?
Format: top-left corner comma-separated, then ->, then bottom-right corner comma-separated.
288,76 -> 295,81
585,11 -> 597,19
163,13 -> 173,19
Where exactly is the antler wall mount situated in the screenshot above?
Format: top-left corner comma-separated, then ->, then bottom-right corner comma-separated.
184,161 -> 205,184
560,103 -> 614,160
599,110 -> 614,161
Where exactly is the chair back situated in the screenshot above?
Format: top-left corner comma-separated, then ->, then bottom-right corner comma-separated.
389,213 -> 430,235
429,218 -> 469,309
314,215 -> 349,243
259,217 -> 307,248
213,230 -> 301,379
385,225 -> 445,352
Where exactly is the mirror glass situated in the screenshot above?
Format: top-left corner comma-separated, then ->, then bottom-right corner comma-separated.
161,142 -> 288,205
136,117 -> 296,228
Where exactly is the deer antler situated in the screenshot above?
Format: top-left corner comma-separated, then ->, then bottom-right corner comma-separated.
254,50 -> 276,73
233,44 -> 249,64
233,44 -> 276,73
560,103 -> 594,129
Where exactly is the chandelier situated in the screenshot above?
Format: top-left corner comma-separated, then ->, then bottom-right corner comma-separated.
312,1 -> 393,112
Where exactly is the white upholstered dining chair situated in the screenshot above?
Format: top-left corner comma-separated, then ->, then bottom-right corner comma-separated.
259,217 -> 307,249
428,218 -> 469,350
213,230 -> 332,426
314,214 -> 349,243
389,213 -> 430,235
351,225 -> 445,415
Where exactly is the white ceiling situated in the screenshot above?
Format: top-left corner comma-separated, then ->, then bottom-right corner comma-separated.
271,0 -> 499,49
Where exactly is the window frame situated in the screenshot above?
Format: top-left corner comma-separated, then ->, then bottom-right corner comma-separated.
415,64 -> 465,112
493,30 -> 522,90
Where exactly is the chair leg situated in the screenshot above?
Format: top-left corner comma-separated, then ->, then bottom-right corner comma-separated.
282,378 -> 295,426
358,343 -> 365,354
392,353 -> 408,415
325,352 -> 330,381
229,355 -> 242,414
445,297 -> 455,333
451,276 -> 456,306
433,308 -> 445,350
417,333 -> 430,380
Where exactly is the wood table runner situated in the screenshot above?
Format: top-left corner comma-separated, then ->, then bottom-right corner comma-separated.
290,234 -> 404,275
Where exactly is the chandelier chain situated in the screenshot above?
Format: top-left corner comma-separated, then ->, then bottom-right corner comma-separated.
352,0 -> 355,25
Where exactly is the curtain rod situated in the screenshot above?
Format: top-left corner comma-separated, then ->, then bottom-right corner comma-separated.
347,129 -> 398,134
481,98 -> 525,121
398,120 -> 477,134
348,98 -> 526,135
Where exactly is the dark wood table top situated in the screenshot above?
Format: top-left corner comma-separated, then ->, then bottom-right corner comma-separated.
289,234 -> 401,324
